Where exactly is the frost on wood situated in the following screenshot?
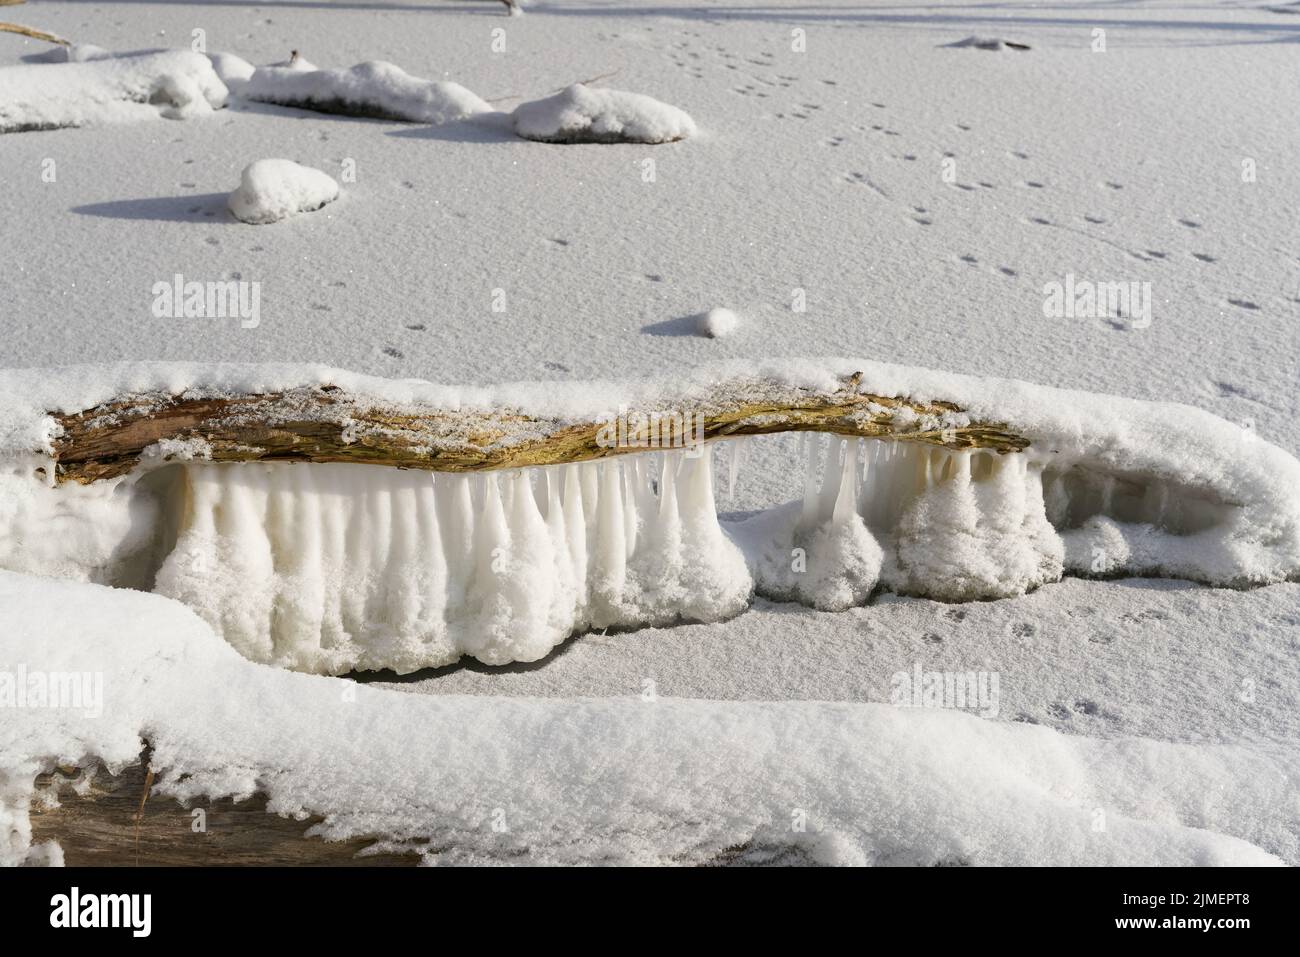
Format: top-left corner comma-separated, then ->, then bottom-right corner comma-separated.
243,60 -> 490,124
228,159 -> 340,225
0,51 -> 228,133
513,83 -> 697,144
43,372 -> 1023,483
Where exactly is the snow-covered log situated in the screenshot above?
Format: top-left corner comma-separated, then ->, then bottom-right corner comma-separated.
242,60 -> 489,124
0,51 -> 228,132
2,361 -> 1297,674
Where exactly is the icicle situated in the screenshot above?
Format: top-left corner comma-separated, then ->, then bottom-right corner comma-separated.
727,438 -> 746,504
800,433 -> 820,526
832,438 -> 859,525
561,463 -> 588,608
593,460 -> 627,594
622,458 -> 639,560
816,437 -> 844,522
473,472 -> 510,588
580,461 -> 599,529
678,444 -> 720,530
1099,474 -> 1115,517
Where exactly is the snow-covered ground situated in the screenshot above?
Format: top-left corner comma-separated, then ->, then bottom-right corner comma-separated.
1,0 -> 1297,865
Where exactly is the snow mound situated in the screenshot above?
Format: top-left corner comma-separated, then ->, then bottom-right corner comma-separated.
206,52 -> 255,95
227,159 -> 340,225
512,83 -> 697,144
0,569 -> 1291,866
244,60 -> 489,124
0,51 -> 228,133
699,307 -> 740,338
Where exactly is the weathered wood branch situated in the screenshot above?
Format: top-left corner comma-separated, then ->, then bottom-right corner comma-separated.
0,20 -> 66,44
49,373 -> 1029,485
30,753 -> 416,866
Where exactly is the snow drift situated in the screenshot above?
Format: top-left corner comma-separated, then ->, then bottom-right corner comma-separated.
243,60 -> 489,124
512,84 -> 697,144
0,51 -> 228,133
0,359 -> 1296,673
1,570 -> 1291,867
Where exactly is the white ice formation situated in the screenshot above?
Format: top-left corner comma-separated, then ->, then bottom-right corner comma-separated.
149,451 -> 751,672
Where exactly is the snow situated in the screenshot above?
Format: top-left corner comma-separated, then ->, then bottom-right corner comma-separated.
1,569 -> 1292,866
205,52 -> 255,95
512,83 -> 696,144
0,50 -> 227,132
1,0 -> 1297,867
699,307 -> 740,338
243,60 -> 489,124
227,159 -> 341,225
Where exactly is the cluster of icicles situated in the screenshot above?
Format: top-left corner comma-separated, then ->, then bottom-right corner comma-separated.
150,436 -> 1063,673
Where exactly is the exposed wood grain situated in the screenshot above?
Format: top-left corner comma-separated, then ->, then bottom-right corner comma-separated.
49,373 -> 1028,485
29,754 -> 417,866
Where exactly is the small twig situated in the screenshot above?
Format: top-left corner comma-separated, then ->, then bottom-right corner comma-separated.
0,20 -> 68,45
553,69 -> 620,93
134,765 -> 154,866
487,70 -> 623,105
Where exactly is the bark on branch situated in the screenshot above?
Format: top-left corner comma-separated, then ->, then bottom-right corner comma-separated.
49,372 -> 1029,485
